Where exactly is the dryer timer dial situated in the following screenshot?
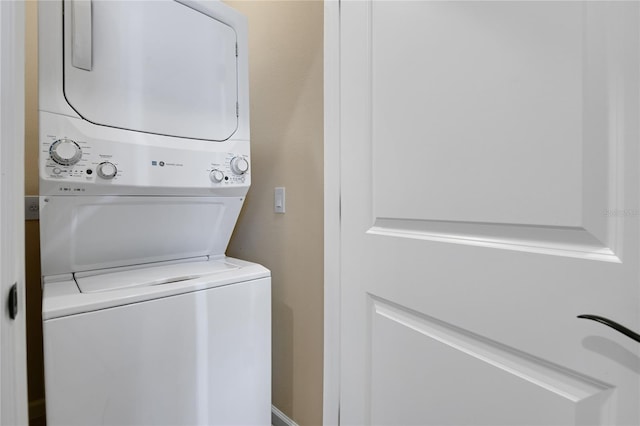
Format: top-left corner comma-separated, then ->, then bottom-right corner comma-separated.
50,139 -> 82,166
230,157 -> 249,175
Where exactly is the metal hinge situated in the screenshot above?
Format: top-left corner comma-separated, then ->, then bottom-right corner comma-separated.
236,102 -> 239,117
235,43 -> 238,57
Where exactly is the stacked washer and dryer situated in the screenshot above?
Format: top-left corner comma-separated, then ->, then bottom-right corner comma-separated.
38,1 -> 271,425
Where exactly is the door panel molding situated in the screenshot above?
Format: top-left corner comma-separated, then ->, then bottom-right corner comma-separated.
371,296 -> 615,425
368,1 -> 632,264
369,219 -> 619,262
372,296 -> 612,400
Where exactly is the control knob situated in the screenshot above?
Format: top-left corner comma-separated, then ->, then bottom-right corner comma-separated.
210,169 -> 225,183
50,138 -> 82,166
230,157 -> 249,175
97,162 -> 117,180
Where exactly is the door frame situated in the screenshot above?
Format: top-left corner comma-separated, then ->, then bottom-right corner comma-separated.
0,0 -> 28,424
323,0 -> 340,424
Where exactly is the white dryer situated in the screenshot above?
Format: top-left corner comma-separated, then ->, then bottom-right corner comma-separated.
38,1 -> 270,425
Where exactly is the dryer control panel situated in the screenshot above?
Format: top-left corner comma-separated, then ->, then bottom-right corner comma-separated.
39,112 -> 251,196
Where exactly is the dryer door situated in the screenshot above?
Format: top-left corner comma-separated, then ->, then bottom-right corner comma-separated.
63,0 -> 238,141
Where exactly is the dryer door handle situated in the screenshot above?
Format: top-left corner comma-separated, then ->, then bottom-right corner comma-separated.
71,0 -> 92,71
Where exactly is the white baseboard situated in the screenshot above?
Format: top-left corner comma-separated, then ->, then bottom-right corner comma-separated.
29,398 -> 46,420
32,399 -> 291,425
272,405 -> 299,426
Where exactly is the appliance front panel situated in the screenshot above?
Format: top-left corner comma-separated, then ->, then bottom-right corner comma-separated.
63,0 -> 239,141
39,112 -> 250,196
44,277 -> 271,426
40,196 -> 244,276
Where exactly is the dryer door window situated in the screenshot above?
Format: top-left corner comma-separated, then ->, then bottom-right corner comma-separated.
63,0 -> 238,141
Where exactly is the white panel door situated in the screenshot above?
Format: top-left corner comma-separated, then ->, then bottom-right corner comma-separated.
336,1 -> 640,424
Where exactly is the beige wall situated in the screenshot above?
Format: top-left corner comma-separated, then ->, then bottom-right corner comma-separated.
24,2 -> 45,420
24,1 -> 323,425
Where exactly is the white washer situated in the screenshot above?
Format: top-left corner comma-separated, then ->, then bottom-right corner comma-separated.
43,258 -> 271,425
38,1 -> 270,424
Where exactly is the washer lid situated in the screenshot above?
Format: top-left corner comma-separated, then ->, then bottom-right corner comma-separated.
63,0 -> 239,141
42,257 -> 271,320
75,259 -> 240,293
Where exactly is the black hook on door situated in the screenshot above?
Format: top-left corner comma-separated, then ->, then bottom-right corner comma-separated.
577,314 -> 640,343
7,283 -> 17,320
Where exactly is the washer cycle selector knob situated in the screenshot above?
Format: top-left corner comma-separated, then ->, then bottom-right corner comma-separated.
210,169 -> 225,183
97,162 -> 117,179
50,139 -> 82,166
230,157 -> 249,175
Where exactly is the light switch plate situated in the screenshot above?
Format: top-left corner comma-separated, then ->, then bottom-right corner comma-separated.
25,196 -> 39,221
274,187 -> 285,214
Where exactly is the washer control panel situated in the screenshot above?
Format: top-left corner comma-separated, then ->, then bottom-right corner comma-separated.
40,132 -> 250,195
207,154 -> 250,186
